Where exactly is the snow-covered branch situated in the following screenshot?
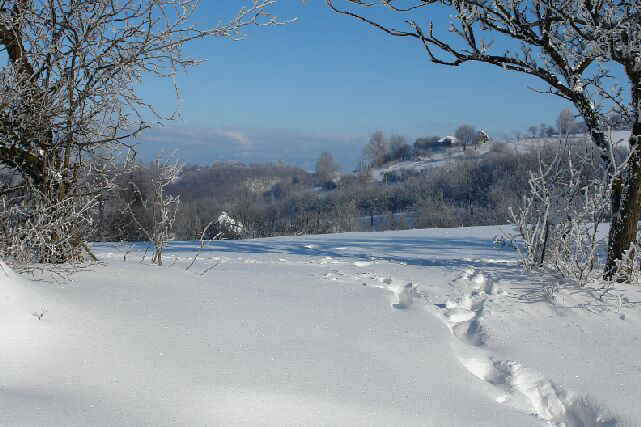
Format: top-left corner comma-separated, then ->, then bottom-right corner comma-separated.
0,0 -> 286,266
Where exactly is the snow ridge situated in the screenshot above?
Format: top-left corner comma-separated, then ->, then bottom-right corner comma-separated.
438,269 -> 619,426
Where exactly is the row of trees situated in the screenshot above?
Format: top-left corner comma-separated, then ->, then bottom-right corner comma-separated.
361,111 -> 602,172
90,135 -> 627,286
359,131 -> 413,168
359,125 -> 490,170
92,141 -> 545,241
520,109 -> 585,141
522,110 -> 631,141
195,141 -> 556,237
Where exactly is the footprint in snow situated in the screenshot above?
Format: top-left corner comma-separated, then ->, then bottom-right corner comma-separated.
379,279 -> 416,309
438,269 -> 621,425
392,283 -> 415,309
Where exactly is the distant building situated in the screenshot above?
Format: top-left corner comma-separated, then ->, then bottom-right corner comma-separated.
437,135 -> 460,146
478,130 -> 491,144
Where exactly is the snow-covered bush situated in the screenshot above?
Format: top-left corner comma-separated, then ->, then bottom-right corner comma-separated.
0,188 -> 98,267
0,160 -> 114,268
504,139 -> 634,285
215,212 -> 245,240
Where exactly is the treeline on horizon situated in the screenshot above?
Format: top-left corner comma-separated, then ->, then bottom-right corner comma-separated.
92,136 -> 605,243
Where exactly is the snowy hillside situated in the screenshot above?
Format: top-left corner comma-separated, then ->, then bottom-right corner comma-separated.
371,132 -> 632,182
2,227 -> 640,425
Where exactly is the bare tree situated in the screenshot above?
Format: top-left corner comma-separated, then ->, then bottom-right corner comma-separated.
127,154 -> 181,267
315,151 -> 339,181
0,159 -> 113,265
0,1 -> 285,266
539,123 -> 548,139
334,197 -> 357,232
455,124 -> 477,151
389,134 -> 410,160
362,131 -> 389,167
557,109 -> 577,138
546,126 -> 557,138
325,0 -> 641,281
528,126 -> 539,139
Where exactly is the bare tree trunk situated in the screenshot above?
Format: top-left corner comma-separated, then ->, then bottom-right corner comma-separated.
153,247 -> 163,267
539,217 -> 550,268
605,123 -> 641,281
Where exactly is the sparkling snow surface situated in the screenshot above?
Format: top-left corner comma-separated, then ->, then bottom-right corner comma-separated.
2,226 -> 640,426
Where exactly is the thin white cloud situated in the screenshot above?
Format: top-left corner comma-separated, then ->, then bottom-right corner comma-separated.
132,125 -> 366,171
224,130 -> 251,146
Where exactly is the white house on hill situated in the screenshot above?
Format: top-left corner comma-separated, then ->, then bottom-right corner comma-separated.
438,135 -> 460,146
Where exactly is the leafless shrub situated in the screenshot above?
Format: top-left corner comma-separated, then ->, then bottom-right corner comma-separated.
334,198 -> 357,232
127,154 -> 181,266
186,222 -> 223,272
542,283 -> 560,303
506,136 -> 631,285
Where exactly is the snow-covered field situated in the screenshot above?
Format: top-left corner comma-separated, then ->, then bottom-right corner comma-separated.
2,226 -> 640,426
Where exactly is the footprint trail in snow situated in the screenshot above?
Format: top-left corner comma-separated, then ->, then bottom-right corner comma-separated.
318,261 -> 621,426
437,269 -> 619,427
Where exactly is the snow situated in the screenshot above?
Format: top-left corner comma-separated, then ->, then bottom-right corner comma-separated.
2,226 -> 640,425
438,135 -> 459,145
217,211 -> 244,236
609,130 -> 632,146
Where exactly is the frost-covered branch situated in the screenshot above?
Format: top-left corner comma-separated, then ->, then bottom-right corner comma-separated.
0,0 -> 286,266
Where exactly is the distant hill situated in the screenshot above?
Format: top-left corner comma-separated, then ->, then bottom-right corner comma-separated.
368,133 -> 631,183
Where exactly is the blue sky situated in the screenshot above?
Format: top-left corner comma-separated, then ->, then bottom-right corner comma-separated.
135,1 -> 573,170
